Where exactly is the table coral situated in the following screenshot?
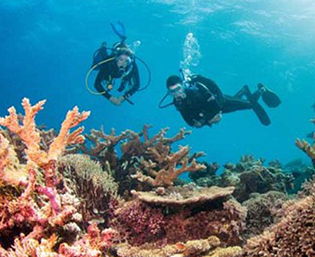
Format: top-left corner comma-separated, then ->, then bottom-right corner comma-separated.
113,184 -> 246,246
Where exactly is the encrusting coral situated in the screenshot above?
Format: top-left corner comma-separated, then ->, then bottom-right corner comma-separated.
115,235 -> 242,257
193,155 -> 294,202
242,191 -> 288,238
242,183 -> 315,257
241,117 -> 315,257
112,184 -> 247,247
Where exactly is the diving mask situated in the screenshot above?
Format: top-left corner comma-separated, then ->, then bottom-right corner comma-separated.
168,83 -> 186,98
117,54 -> 132,70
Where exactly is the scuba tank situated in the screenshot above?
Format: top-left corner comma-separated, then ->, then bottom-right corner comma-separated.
91,42 -> 108,70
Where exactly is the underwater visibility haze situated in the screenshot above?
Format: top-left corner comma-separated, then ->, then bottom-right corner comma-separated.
1,0 -> 315,165
1,0 -> 315,256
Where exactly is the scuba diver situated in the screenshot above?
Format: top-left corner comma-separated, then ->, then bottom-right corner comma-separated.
307,99 -> 315,139
159,72 -> 281,128
86,22 -> 150,106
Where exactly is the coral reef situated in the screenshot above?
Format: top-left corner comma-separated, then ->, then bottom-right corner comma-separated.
112,184 -> 246,246
57,154 -> 119,229
189,161 -> 220,187
4,99 -> 315,257
115,236 -> 242,257
242,183 -> 315,257
0,99 -> 112,255
79,125 -> 206,195
193,155 -> 294,202
242,191 -> 288,238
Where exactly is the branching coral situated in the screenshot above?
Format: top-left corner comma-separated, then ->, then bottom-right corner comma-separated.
243,184 -> 315,257
77,125 -> 204,195
132,145 -> 206,187
296,118 -> 315,168
0,98 -> 91,253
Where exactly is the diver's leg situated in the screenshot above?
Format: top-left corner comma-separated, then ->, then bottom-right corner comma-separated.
233,85 -> 248,98
221,95 -> 252,113
222,94 -> 271,126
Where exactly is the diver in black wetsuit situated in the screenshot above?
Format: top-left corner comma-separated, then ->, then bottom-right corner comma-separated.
90,22 -> 141,106
307,99 -> 315,139
161,74 -> 281,128
93,42 -> 140,106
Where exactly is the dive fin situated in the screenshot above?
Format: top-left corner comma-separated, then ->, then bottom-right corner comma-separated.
258,83 -> 281,108
110,21 -> 127,42
307,131 -> 314,139
251,101 -> 271,126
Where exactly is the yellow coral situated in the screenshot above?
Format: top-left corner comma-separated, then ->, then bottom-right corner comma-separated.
296,117 -> 315,163
208,246 -> 243,257
0,133 -> 27,186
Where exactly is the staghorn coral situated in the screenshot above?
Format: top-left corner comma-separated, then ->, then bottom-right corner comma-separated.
0,98 -> 94,253
0,98 -> 90,189
296,118 -> 315,168
77,125 -> 204,195
132,145 -> 206,187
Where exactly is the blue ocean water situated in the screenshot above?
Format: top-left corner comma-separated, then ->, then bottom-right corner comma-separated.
0,0 -> 314,167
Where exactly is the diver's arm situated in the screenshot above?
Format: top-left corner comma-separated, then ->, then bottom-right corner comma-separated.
123,63 -> 140,98
94,66 -> 112,99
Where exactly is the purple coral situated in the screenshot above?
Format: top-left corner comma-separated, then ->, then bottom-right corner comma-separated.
113,201 -> 165,245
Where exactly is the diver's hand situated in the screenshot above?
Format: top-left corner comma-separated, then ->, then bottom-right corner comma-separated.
208,112 -> 222,125
193,120 -> 204,128
109,96 -> 125,106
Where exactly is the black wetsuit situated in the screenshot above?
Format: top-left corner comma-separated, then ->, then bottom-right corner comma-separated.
94,54 -> 140,100
174,75 -> 260,127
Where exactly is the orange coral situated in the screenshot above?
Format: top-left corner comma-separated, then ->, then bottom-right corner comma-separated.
0,98 -> 90,168
296,118 -> 315,167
